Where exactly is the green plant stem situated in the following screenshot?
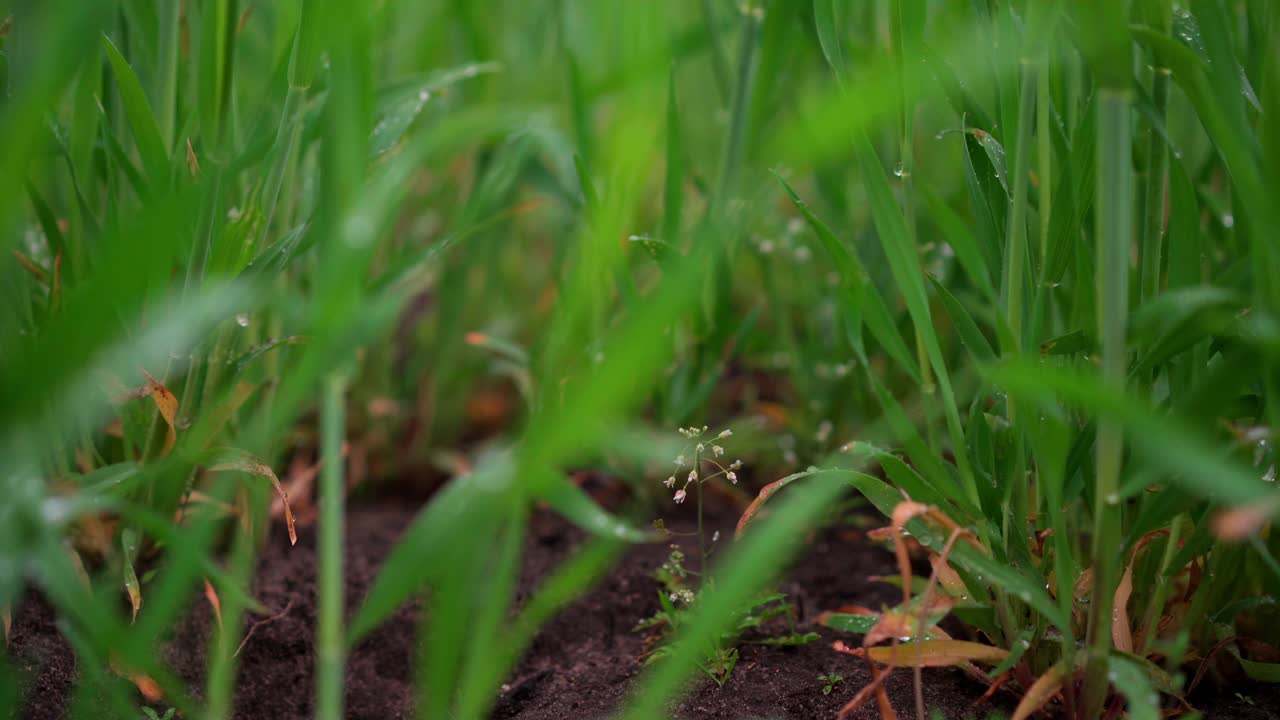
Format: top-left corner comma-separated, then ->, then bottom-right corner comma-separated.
701,0 -> 732,104
695,446 -> 707,575
317,373 -> 347,720
1139,520 -> 1181,655
1037,62 -> 1052,267
714,5 -> 761,212
889,0 -> 937,453
1140,52 -> 1171,303
154,0 -> 181,149
1004,65 -> 1036,357
1083,87 -> 1133,720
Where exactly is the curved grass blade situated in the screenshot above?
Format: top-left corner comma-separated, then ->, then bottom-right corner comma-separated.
101,34 -> 170,188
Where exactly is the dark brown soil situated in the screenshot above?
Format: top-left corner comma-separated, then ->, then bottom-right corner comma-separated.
8,495 -> 1279,720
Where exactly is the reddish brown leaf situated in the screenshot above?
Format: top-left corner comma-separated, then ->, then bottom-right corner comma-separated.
109,657 -> 164,703
204,578 -> 223,632
9,248 -> 48,284
1011,661 -> 1067,720
142,371 -> 178,458
1114,529 -> 1171,654
735,472 -> 810,540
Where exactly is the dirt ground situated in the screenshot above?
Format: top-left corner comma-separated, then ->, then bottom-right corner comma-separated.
9,487 -> 1279,720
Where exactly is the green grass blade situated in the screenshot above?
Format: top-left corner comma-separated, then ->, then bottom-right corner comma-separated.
101,34 -> 170,188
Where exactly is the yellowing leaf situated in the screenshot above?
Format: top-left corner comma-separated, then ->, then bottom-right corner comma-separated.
142,370 -> 178,458
121,528 -> 142,623
109,656 -> 164,703
206,448 -> 296,545
861,639 -> 1008,667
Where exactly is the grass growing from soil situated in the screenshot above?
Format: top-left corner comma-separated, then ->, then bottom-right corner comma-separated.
2,1 -> 1280,719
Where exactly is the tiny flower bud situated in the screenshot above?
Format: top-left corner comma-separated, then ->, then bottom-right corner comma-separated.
674,489 -> 687,503
688,470 -> 698,482
727,471 -> 737,484
719,429 -> 733,439
712,445 -> 724,457
664,476 -> 676,487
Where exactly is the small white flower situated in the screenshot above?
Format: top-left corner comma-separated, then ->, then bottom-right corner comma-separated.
816,420 -> 833,443
674,489 -> 687,503
688,470 -> 698,482
730,459 -> 743,470
727,471 -> 737,484
719,429 -> 733,439
696,442 -> 705,452
712,444 -> 725,457
669,592 -> 679,603
712,530 -> 720,542
675,454 -> 686,466
664,476 -> 676,487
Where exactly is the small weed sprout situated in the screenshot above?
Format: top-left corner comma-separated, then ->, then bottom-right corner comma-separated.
667,426 -> 739,573
635,427 -> 816,687
141,709 -> 176,720
818,673 -> 844,696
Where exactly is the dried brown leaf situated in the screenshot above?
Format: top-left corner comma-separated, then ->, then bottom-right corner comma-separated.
859,639 -> 1009,667
204,578 -> 223,632
209,452 -> 296,545
142,371 -> 178,458
1011,661 -> 1067,720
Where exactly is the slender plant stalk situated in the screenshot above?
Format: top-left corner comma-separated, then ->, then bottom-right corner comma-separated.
695,444 -> 707,574
1140,0 -> 1173,305
1037,62 -> 1053,267
714,5 -> 762,212
1083,87 -> 1133,720
154,0 -> 181,149
317,373 -> 347,720
889,0 -> 937,454
700,0 -> 732,104
1002,62 -> 1037,570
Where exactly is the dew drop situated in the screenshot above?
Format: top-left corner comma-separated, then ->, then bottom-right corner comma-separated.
235,313 -> 250,328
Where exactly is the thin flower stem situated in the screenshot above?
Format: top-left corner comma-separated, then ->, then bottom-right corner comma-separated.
695,445 -> 707,576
